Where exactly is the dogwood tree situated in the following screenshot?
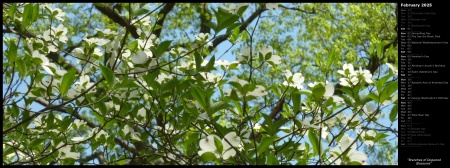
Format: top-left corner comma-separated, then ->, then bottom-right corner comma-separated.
3,3 -> 398,165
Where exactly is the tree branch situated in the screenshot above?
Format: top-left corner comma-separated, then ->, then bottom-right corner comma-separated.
80,150 -> 106,165
94,3 -> 140,39
197,3 -> 211,34
208,6 -> 267,51
250,96 -> 285,140
153,3 -> 175,38
279,4 -> 316,14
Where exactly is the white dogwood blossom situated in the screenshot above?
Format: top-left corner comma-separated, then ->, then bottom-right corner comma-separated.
329,134 -> 368,165
198,132 -> 241,160
283,70 -> 305,90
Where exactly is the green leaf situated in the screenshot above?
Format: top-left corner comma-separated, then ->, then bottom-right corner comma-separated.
199,152 -> 217,162
292,91 -> 301,113
104,119 -> 117,128
377,71 -> 393,91
21,3 -> 34,31
228,26 -> 240,43
204,56 -> 215,71
8,4 -> 17,21
228,81 -> 243,91
374,133 -> 389,142
367,92 -> 380,103
11,105 -> 19,118
7,39 -> 18,63
258,135 -> 276,155
204,22 -> 217,32
209,101 -> 228,113
99,64 -> 115,88
129,40 -> 138,51
181,107 -> 194,127
389,104 -> 398,122
194,51 -> 203,72
61,117 -> 74,131
16,57 -> 26,77
60,69 -> 77,96
161,78 -> 178,93
308,128 -> 320,155
230,89 -> 239,101
46,112 -> 55,130
237,5 -> 249,16
273,118 -> 288,134
267,151 -> 279,165
226,23 -> 241,35
217,15 -> 239,33
155,40 -> 172,58
96,101 -> 107,116
349,161 -> 363,165
326,50 -> 335,70
92,111 -> 105,126
380,81 -> 397,103
264,52 -> 272,62
261,113 -> 273,128
134,8 -> 149,16
143,70 -> 159,87
311,84 -> 326,101
376,41 -> 384,59
31,4 -> 39,23
258,52 -> 264,62
190,84 -> 206,109
30,138 -> 45,147
213,136 -> 223,155
242,83 -> 255,95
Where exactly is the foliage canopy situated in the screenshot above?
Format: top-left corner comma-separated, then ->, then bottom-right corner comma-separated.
3,3 -> 398,165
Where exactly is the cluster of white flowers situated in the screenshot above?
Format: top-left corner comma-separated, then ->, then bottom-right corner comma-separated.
298,118 -> 320,129
73,47 -> 101,65
122,125 -> 142,141
43,5 -> 65,21
31,48 -> 57,75
200,72 -> 223,85
338,64 -> 373,87
27,77 -> 59,99
222,3 -> 249,14
329,134 -> 368,165
237,45 -> 281,65
74,74 -> 95,90
357,129 -> 377,147
283,70 -> 305,90
224,76 -> 268,97
214,59 -> 240,69
4,141 -> 34,162
94,28 -> 117,36
27,113 -> 63,134
71,127 -> 109,146
307,81 -> 335,99
385,63 -> 398,75
169,47 -> 188,55
56,142 -> 81,159
138,38 -> 154,57
363,103 -> 381,119
195,33 -> 213,47
132,16 -> 152,26
265,3 -> 279,10
156,73 -> 175,84
83,35 -> 110,46
198,132 -> 241,160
